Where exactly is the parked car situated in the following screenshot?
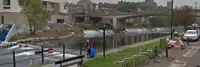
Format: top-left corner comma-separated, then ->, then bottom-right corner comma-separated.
182,30 -> 199,42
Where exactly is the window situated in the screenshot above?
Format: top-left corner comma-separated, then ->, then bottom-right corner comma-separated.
3,0 -> 11,9
43,1 -> 47,7
57,19 -> 64,23
64,3 -> 68,9
3,0 -> 10,5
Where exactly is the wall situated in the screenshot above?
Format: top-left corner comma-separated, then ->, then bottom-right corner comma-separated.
0,0 -> 22,12
0,12 -> 27,26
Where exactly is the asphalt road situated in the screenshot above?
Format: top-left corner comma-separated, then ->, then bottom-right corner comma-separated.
0,44 -> 78,67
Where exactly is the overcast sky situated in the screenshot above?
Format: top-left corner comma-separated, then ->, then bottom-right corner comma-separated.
68,0 -> 200,8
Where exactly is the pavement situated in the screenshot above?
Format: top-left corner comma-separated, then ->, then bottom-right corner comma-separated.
144,40 -> 200,67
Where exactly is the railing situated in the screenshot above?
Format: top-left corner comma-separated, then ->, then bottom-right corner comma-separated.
5,24 -> 16,42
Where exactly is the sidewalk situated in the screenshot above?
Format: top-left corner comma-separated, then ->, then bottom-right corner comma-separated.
143,42 -> 196,67
40,37 -> 166,67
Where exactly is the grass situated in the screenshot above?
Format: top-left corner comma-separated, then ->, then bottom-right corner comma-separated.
83,40 -> 161,67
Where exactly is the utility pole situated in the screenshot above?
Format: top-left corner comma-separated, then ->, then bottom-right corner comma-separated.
195,2 -> 197,23
170,0 -> 174,39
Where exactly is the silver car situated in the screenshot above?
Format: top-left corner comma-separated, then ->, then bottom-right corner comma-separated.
183,30 -> 199,41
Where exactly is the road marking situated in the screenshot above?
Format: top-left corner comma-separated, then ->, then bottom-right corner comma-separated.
7,45 -> 19,50
45,52 -> 77,58
183,47 -> 200,57
15,51 -> 35,56
169,60 -> 186,67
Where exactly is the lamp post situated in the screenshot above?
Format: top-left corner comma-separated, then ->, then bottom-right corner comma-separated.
195,2 -> 197,23
103,19 -> 106,58
170,0 -> 174,39
102,11 -> 108,58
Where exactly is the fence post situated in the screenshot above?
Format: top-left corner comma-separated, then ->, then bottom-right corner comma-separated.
144,33 -> 146,41
79,42 -> 83,67
134,36 -> 137,43
139,35 -> 142,42
41,47 -> 44,64
160,39 -> 162,48
128,36 -> 131,44
63,43 -> 66,59
148,33 -> 150,40
13,50 -> 16,67
164,38 -> 168,58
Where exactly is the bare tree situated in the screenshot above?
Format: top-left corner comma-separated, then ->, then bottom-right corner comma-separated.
173,5 -> 196,29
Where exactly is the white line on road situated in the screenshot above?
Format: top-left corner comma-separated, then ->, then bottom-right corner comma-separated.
169,60 -> 186,67
15,51 -> 35,56
183,47 -> 200,58
45,52 -> 77,58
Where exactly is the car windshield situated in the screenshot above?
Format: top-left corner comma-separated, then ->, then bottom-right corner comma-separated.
186,31 -> 197,34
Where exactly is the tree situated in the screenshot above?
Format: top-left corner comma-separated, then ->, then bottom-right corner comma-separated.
20,0 -> 51,35
173,5 -> 195,28
141,22 -> 152,28
149,16 -> 170,27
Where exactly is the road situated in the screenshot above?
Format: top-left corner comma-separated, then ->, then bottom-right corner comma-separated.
0,44 -> 79,67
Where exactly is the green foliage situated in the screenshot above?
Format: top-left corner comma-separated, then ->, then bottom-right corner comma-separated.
141,22 -> 152,28
20,0 -> 51,35
173,5 -> 195,27
149,16 -> 170,27
83,41 -> 161,67
76,23 -> 98,30
117,1 -> 157,12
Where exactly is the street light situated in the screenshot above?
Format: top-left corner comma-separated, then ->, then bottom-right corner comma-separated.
170,0 -> 174,39
102,18 -> 106,58
195,2 -> 197,23
102,11 -> 109,58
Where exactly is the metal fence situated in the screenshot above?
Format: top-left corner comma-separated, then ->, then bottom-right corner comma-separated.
113,38 -> 168,67
69,32 -> 170,52
0,44 -> 84,67
0,32 -> 170,67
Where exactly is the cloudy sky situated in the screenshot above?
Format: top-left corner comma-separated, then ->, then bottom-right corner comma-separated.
69,0 -> 200,8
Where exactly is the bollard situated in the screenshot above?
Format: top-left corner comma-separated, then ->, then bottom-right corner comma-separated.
164,38 -> 168,58
13,50 -> 16,67
41,47 -> 44,64
63,43 -> 66,59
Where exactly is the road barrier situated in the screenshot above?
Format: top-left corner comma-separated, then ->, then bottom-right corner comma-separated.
55,55 -> 85,67
0,43 -> 84,67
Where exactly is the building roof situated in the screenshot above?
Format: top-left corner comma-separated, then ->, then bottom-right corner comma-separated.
42,0 -> 67,3
98,3 -> 119,9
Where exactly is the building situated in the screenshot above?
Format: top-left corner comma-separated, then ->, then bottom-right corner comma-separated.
167,1 -> 172,9
67,0 -> 120,24
0,0 -> 68,27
